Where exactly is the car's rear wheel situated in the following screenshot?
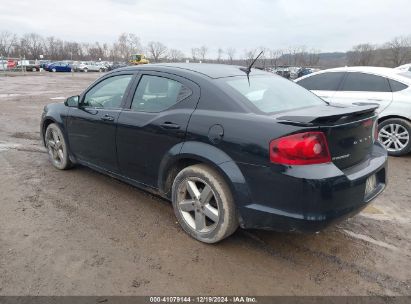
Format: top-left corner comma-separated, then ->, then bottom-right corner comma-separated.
84,68 -> 88,73
99,68 -> 103,72
45,123 -> 72,170
52,68 -> 56,72
378,118 -> 411,156
172,164 -> 238,243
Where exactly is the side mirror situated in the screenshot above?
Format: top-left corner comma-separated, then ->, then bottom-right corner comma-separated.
65,95 -> 79,107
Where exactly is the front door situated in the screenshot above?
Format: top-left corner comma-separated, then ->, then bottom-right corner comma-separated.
296,71 -> 346,103
116,72 -> 200,187
67,74 -> 134,172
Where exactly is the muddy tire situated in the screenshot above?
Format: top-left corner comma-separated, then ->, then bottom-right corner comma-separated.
172,164 -> 238,243
44,123 -> 73,170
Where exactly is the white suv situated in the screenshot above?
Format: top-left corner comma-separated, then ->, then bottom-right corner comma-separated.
296,66 -> 411,156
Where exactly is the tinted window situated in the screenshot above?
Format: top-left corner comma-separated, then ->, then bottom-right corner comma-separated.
223,75 -> 325,114
131,75 -> 192,112
389,79 -> 408,92
297,72 -> 345,91
341,72 -> 390,92
83,75 -> 133,108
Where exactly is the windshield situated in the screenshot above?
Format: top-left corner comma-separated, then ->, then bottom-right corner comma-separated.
223,75 -> 325,114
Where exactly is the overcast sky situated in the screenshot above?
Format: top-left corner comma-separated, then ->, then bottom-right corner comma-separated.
0,0 -> 410,57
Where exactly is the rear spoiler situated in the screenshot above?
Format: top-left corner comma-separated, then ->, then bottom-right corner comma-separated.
277,103 -> 379,126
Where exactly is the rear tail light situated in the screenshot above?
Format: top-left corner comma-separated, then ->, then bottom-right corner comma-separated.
270,132 -> 331,165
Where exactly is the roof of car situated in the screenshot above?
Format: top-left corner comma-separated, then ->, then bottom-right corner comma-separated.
298,66 -> 411,84
119,63 -> 269,79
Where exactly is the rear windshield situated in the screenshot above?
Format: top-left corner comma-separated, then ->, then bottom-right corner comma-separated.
222,75 -> 325,113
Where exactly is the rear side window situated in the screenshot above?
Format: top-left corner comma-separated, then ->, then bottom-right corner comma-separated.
131,75 -> 192,112
389,79 -> 408,92
223,75 -> 325,114
341,72 -> 390,92
297,72 -> 345,91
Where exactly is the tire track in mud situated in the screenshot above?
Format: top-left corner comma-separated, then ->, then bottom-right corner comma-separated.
242,230 -> 410,295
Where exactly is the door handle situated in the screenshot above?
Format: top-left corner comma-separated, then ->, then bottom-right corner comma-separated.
161,122 -> 180,129
101,114 -> 114,121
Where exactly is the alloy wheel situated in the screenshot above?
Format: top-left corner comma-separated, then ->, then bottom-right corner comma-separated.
177,177 -> 220,233
378,123 -> 410,152
46,129 -> 65,166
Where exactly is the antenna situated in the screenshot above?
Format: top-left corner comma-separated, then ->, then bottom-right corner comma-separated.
240,50 -> 264,85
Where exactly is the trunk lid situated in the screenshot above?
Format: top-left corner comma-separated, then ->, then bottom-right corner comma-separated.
275,103 -> 378,169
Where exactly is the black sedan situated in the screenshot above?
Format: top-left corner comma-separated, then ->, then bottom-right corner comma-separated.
41,63 -> 387,243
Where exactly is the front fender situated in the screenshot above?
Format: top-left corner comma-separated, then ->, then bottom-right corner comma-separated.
158,141 -> 252,225
41,104 -> 72,158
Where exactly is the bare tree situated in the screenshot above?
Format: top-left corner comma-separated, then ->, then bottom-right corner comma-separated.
127,33 -> 142,54
147,41 -> 167,62
198,45 -> 208,61
256,46 -> 267,69
307,49 -> 320,66
0,31 -> 17,57
191,48 -> 199,61
384,36 -> 411,67
226,47 -> 236,64
244,48 -> 258,66
347,43 -> 375,66
20,33 -> 44,59
116,33 -> 130,60
268,49 -> 283,68
168,48 -> 185,62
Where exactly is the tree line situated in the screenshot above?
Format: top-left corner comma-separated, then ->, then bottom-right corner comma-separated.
0,31 -> 410,68
347,36 -> 411,67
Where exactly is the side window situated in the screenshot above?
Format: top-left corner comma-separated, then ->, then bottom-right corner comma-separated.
341,72 -> 390,92
83,75 -> 133,109
131,75 -> 192,112
296,72 -> 345,91
389,79 -> 408,92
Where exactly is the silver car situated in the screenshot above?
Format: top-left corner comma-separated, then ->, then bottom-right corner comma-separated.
296,66 -> 411,156
77,62 -> 107,72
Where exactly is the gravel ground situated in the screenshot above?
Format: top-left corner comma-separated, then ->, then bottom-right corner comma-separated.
0,72 -> 410,296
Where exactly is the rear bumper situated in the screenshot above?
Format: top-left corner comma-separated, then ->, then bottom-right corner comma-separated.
237,142 -> 388,232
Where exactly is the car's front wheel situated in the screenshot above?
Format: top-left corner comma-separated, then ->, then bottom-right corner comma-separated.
172,164 -> 238,243
45,123 -> 72,170
378,118 -> 411,156
51,68 -> 56,72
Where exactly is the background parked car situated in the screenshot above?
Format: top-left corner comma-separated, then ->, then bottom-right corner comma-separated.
106,62 -> 128,71
39,60 -> 51,70
296,66 -> 411,156
45,62 -> 73,72
23,60 -> 40,72
77,62 -> 107,72
273,66 -> 291,79
297,67 -> 315,78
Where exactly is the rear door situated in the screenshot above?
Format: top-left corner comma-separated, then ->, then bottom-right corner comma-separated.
67,73 -> 134,172
296,72 -> 345,102
116,72 -> 200,187
332,72 -> 393,113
